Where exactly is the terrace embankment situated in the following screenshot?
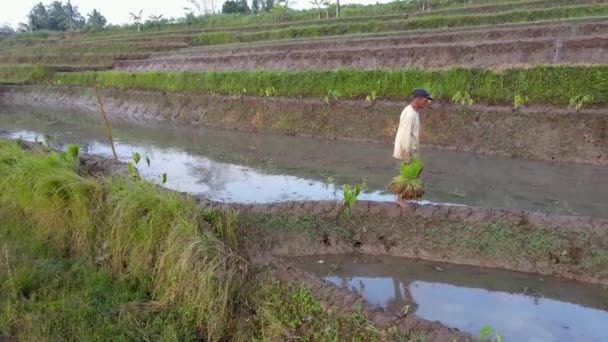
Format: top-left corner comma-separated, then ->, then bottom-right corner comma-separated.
116,19 -> 608,71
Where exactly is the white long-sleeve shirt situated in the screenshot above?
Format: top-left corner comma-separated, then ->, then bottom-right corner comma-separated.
393,104 -> 420,160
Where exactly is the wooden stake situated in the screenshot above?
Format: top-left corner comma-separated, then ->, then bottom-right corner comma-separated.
94,87 -> 118,160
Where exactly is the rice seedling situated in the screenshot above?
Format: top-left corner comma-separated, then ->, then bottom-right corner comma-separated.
513,94 -> 529,110
389,156 -> 424,200
48,64 -> 608,105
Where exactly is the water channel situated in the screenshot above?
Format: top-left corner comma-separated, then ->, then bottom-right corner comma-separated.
1,106 -> 606,217
292,254 -> 608,342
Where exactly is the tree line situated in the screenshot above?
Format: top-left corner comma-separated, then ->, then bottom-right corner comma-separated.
14,1 -> 106,32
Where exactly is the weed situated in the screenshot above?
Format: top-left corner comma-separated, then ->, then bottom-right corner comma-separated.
479,325 -> 502,342
366,90 -> 379,102
451,90 -> 474,106
132,152 -> 141,165
342,182 -> 365,217
410,332 -> 428,342
569,95 -> 593,111
513,94 -> 529,110
324,89 -> 340,103
262,85 -> 276,97
127,161 -> 136,175
203,209 -> 238,248
160,172 -> 167,184
323,175 -> 335,187
59,144 -> 81,171
43,134 -> 52,149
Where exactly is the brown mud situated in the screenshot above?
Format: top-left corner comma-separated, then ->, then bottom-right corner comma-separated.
2,85 -> 606,166
209,198 -> 608,286
118,35 -> 608,71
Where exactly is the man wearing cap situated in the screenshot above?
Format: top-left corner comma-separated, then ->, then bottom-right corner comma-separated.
393,88 -> 433,163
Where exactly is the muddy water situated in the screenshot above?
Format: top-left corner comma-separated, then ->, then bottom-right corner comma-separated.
1,106 -> 607,217
292,254 -> 608,342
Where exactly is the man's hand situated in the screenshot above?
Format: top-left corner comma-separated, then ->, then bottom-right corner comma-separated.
402,152 -> 411,164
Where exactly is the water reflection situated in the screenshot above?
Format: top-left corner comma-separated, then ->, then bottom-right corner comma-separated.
3,130 -> 395,203
294,254 -> 608,342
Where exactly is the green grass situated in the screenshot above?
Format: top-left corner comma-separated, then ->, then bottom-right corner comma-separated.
47,65 -> 608,105
192,4 -> 608,46
0,220 -> 199,341
239,273 -> 385,341
0,64 -> 55,84
0,139 -> 396,340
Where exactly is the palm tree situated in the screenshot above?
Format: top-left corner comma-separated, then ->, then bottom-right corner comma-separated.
322,0 -> 330,18
129,10 -> 143,32
310,0 -> 323,19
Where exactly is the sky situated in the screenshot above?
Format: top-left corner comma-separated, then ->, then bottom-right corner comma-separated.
0,0 -> 392,29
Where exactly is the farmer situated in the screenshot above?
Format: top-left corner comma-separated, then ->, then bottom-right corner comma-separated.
393,88 -> 433,163
392,88 -> 433,206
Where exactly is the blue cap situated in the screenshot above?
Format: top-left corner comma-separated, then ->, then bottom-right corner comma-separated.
412,88 -> 434,100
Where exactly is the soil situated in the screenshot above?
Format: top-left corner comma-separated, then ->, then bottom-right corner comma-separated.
219,198 -> 608,286
2,85 -> 606,166
116,19 -> 608,71
170,18 -> 608,57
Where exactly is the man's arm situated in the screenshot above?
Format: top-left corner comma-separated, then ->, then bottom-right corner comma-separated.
398,113 -> 413,163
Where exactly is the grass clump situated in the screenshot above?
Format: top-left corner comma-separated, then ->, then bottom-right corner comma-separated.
0,221 -> 198,341
0,139 -> 245,340
389,157 -> 424,200
237,274 -> 386,341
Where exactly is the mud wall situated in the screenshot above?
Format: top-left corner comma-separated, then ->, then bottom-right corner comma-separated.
1,85 -> 606,165
204,198 -> 608,286
154,18 -> 608,60
116,36 -> 608,71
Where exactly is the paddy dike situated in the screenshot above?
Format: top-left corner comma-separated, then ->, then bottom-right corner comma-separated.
1,85 -> 606,166
116,19 -> 608,71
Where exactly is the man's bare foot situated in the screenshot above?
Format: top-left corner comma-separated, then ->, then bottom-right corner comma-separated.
395,197 -> 410,208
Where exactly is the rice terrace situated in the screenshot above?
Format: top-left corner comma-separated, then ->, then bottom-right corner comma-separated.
0,0 -> 607,341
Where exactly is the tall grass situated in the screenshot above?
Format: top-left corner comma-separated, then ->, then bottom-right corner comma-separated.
0,139 -> 397,340
192,4 -> 608,46
0,140 -> 245,340
51,65 -> 608,105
